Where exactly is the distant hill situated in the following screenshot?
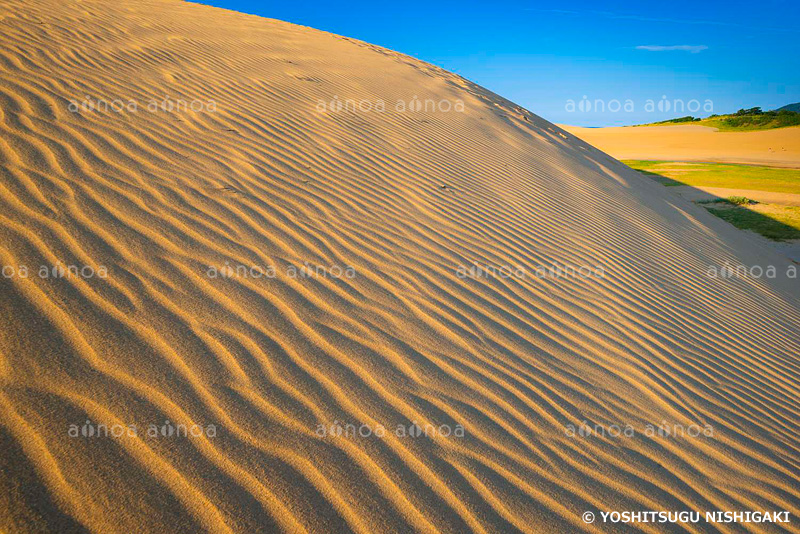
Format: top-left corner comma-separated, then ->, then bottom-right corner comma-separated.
777,102 -> 800,112
636,106 -> 800,131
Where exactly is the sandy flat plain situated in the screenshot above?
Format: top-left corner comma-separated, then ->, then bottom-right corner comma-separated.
1,1 -> 799,533
562,124 -> 800,168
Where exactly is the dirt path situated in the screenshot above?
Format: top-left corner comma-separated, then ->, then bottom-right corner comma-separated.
671,186 -> 800,206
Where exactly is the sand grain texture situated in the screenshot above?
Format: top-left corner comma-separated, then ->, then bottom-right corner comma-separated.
1,1 -> 799,533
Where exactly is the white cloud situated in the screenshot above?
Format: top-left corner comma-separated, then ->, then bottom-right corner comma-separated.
636,45 -> 709,53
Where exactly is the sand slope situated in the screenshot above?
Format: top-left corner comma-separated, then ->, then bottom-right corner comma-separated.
1,1 -> 799,533
561,124 -> 800,168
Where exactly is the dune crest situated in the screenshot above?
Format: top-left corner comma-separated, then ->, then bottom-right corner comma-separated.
1,1 -> 799,532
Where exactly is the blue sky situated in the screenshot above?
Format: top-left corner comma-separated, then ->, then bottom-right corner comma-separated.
198,0 -> 800,126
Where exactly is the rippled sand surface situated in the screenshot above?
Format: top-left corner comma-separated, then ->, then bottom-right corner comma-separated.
1,1 -> 799,532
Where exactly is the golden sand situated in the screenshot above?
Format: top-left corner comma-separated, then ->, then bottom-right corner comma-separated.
1,1 -> 799,532
561,124 -> 800,168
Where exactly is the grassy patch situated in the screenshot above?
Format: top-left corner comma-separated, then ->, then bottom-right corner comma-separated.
701,111 -> 800,131
705,205 -> 800,241
635,109 -> 800,131
725,195 -> 753,205
622,160 -> 800,194
625,160 -> 800,241
697,196 -> 755,206
649,115 -> 701,125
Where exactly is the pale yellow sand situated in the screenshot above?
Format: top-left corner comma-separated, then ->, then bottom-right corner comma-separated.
561,124 -> 800,168
1,1 -> 799,533
669,186 -> 800,207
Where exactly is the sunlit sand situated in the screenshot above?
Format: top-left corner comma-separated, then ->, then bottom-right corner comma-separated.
562,124 -> 800,168
1,1 -> 799,532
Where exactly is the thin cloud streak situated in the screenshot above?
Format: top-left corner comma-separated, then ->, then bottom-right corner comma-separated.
636,45 -> 709,53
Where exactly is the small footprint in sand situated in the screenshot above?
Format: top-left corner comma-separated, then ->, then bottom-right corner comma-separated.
203,185 -> 248,198
294,75 -> 321,83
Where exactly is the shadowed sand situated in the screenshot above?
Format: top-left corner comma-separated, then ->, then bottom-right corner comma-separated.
562,124 -> 800,168
1,1 -> 799,533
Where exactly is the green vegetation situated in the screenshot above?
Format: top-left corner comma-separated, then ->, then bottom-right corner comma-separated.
706,205 -> 800,241
651,115 -> 701,125
697,195 -> 755,206
704,109 -> 800,131
724,195 -> 753,206
636,107 -> 800,131
625,160 -> 800,241
622,161 -> 800,195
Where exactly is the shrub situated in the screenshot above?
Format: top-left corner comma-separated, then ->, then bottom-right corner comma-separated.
726,196 -> 753,205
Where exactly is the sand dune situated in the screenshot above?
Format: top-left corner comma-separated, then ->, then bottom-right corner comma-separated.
561,124 -> 800,168
1,1 -> 799,533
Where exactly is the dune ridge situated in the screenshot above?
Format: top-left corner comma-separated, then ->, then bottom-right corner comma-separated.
0,1 -> 799,533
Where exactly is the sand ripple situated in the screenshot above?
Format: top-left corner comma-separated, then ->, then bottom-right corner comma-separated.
1,1 -> 799,532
